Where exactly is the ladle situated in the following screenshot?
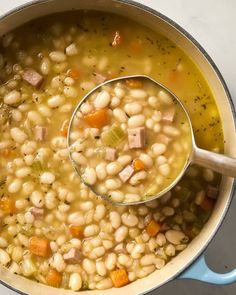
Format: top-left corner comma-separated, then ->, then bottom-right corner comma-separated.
67,75 -> 236,205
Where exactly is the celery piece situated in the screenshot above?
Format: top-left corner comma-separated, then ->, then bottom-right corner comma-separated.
101,125 -> 125,147
179,187 -> 192,202
22,258 -> 37,276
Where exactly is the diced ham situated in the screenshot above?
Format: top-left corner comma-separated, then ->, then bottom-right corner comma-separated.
93,72 -> 107,84
206,186 -> 218,199
30,207 -> 44,218
128,127 -> 146,149
162,108 -> 175,123
22,68 -> 44,88
156,133 -> 171,145
34,126 -> 47,142
119,165 -> 134,183
63,248 -> 82,264
105,147 -> 117,161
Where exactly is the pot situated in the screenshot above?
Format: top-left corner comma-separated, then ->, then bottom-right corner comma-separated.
0,1 -> 235,294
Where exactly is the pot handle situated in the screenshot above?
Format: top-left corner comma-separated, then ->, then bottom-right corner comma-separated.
179,255 -> 236,284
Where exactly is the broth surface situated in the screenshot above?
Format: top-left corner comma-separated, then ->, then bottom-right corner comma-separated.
0,11 -> 223,290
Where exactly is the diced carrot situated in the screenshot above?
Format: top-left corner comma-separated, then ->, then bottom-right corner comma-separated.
69,69 -> 80,79
69,224 -> 84,238
29,236 -> 51,257
200,197 -> 214,211
46,269 -> 62,288
84,108 -> 109,129
125,79 -> 143,89
110,269 -> 129,288
133,159 -> 146,171
0,148 -> 16,157
60,119 -> 70,137
0,196 -> 16,214
111,31 -> 123,48
146,220 -> 161,237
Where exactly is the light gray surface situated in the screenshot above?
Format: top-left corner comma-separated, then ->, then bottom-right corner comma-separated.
0,0 -> 235,294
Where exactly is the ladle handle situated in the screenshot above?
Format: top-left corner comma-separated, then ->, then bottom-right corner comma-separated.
193,147 -> 236,177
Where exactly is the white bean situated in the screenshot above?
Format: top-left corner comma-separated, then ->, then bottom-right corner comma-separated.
121,213 -> 138,227
10,127 -> 27,144
0,249 -> 11,266
155,156 -> 167,166
4,90 -> 21,105
28,111 -> 43,125
80,102 -> 93,114
68,212 -> 85,225
16,167 -> 31,178
82,167 -> 97,185
105,178 -> 121,190
129,171 -> 147,186
96,278 -> 113,290
163,125 -> 180,136
84,224 -> 99,237
124,102 -> 142,116
117,155 -> 132,166
91,246 -> 105,259
48,95 -> 65,108
109,190 -> 124,202
30,191 -> 44,208
152,143 -> 167,156
69,273 -> 82,291
40,58 -> 51,75
140,254 -> 156,266
158,90 -> 173,104
110,211 -> 121,229
96,260 -> 107,276
130,89 -> 147,99
94,90 -> 110,109
114,87 -> 125,98
40,172 -> 55,184
105,253 -> 117,270
165,230 -> 186,245
115,226 -> 128,242
94,204 -> 106,221
63,86 -> 78,98
139,153 -> 153,168
148,96 -> 158,107
8,179 -> 22,193
113,108 -> 128,123
125,193 -> 141,203
66,43 -> 78,56
131,243 -> 145,259
128,114 -> 145,128
38,104 -> 52,117
159,163 -> 170,176
49,51 -> 66,62
82,258 -> 96,274
110,96 -> 120,108
106,162 -> 122,175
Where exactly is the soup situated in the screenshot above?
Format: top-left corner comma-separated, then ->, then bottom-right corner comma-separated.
69,77 -> 192,204
0,11 -> 222,291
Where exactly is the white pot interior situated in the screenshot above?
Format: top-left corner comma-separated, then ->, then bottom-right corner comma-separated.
0,1 -> 235,294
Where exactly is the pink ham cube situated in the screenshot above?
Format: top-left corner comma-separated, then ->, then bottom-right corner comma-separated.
119,165 -> 134,183
128,127 -> 146,149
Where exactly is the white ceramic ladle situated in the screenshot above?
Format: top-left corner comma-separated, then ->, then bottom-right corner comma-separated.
67,75 -> 236,205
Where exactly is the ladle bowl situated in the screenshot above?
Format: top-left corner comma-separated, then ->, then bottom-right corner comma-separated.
67,75 -> 236,205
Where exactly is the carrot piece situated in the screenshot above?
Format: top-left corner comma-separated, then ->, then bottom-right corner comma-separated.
133,159 -> 146,171
200,197 -> 214,211
110,269 -> 129,288
146,220 -> 161,237
46,269 -> 62,287
0,148 -> 16,157
111,31 -> 123,47
69,69 -> 80,79
29,236 -> 51,257
60,119 -> 69,137
84,108 -> 109,129
0,196 -> 16,214
125,79 -> 143,89
69,224 -> 84,238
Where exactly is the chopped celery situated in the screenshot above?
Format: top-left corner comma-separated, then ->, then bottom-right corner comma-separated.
95,147 -> 106,159
22,258 -> 37,276
101,125 -> 125,147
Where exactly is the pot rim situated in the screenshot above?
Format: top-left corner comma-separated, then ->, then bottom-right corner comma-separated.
0,0 -> 235,294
